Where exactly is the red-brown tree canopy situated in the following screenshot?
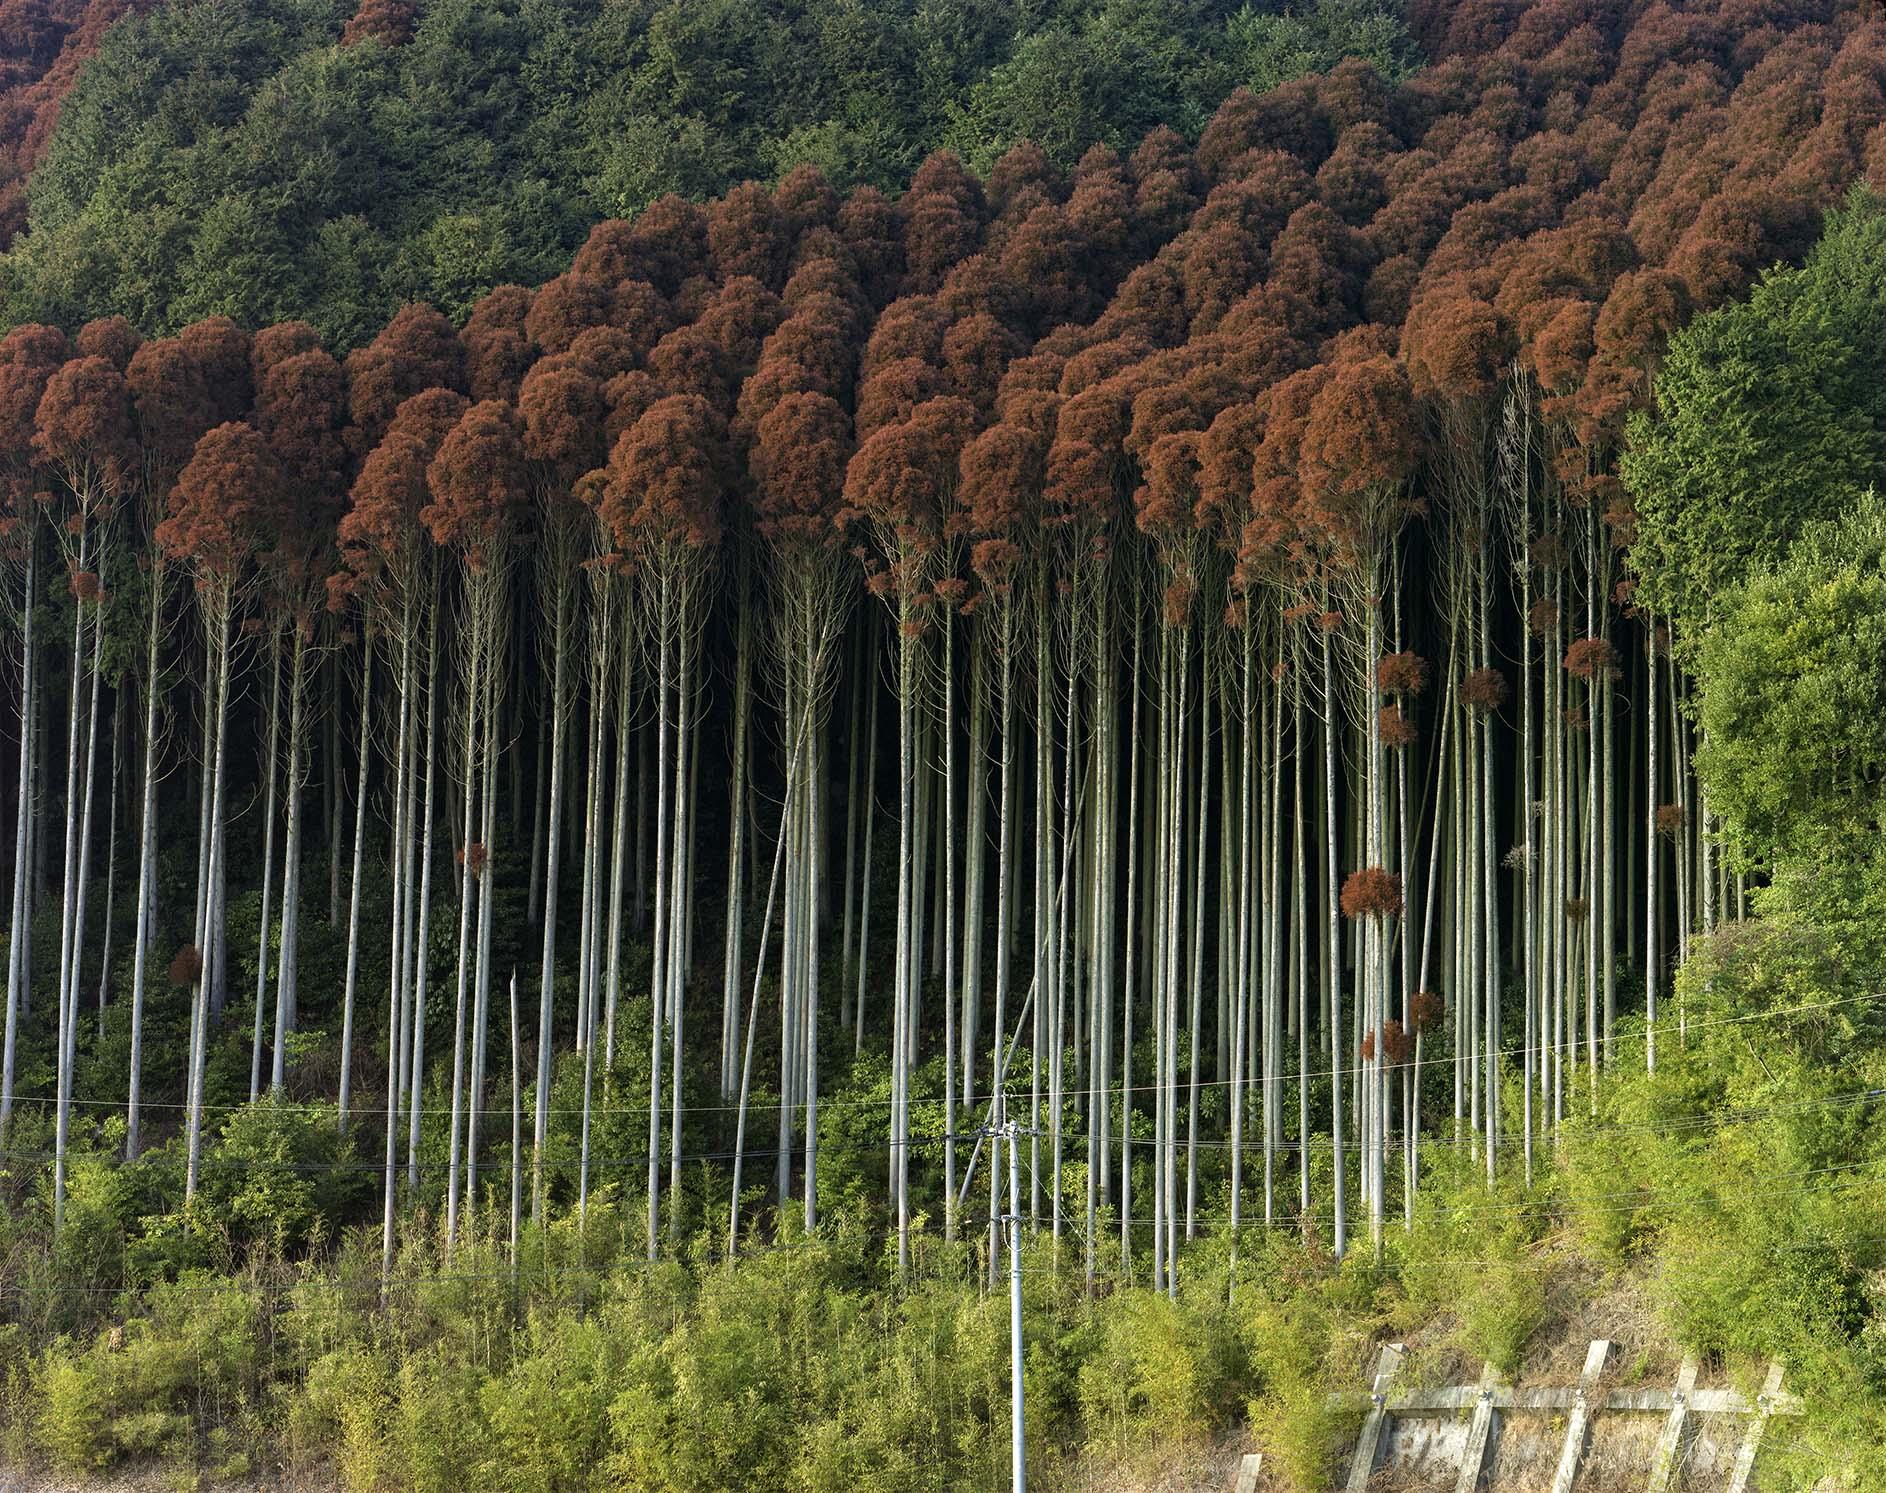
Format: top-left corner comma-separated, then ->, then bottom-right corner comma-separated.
518,355 -> 608,483
1402,291 -> 1515,401
341,0 -> 416,48
842,394 -> 977,571
126,335 -> 217,483
0,0 -> 1869,632
346,304 -> 467,445
178,316 -> 252,424
525,274 -> 617,356
335,387 -> 470,597
34,352 -> 135,498
255,345 -> 348,497
960,420 -> 1046,591
155,421 -> 285,582
597,393 -> 728,555
462,285 -> 535,403
422,399 -> 526,567
1298,354 -> 1420,543
750,390 -> 851,552
0,322 -> 67,459
901,153 -> 987,295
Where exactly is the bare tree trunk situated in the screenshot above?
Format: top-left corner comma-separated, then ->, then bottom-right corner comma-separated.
185,597 -> 233,1203
603,597 -> 633,1071
667,596 -> 696,1246
273,627 -> 312,1096
1321,621 -> 1345,1257
4,541 -> 38,1144
533,564 -> 574,1224
56,561 -> 106,1231
1645,616 -> 1659,1071
328,637 -> 374,1102
721,586 -> 751,1100
443,604 -> 481,1253
645,586 -> 671,1259
250,630 -> 283,1100
408,600 -> 440,1190
1119,602 -> 1141,1276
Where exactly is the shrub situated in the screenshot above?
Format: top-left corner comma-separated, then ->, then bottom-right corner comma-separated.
34,1273 -> 262,1474
1076,1289 -> 1238,1457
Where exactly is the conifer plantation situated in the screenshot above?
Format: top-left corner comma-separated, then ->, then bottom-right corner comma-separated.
4,0 -> 1886,1488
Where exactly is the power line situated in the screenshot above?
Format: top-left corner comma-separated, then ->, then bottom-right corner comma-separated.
26,988 -> 1884,1121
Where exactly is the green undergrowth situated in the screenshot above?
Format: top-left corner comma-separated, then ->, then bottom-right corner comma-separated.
5,910 -> 1886,1491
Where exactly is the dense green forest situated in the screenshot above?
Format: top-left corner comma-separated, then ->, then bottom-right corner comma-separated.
2,0 -> 1886,1489
0,0 -> 1418,347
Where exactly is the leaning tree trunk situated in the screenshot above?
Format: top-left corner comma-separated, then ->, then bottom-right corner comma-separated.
185,589 -> 234,1203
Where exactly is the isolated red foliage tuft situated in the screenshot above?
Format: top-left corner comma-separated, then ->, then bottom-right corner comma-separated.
1460,666 -> 1509,712
1563,635 -> 1620,680
1376,651 -> 1430,695
1381,1020 -> 1413,1065
1341,866 -> 1404,920
1379,704 -> 1418,748
341,0 -> 416,48
168,943 -> 203,986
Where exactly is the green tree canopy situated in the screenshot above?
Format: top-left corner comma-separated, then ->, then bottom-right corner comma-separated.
1695,489 -> 1886,873
1623,187 -> 1886,644
0,0 -> 1420,348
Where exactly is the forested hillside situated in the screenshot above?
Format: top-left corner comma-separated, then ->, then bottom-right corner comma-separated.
0,0 -> 149,248
2,0 -> 1886,1488
0,0 -> 1419,347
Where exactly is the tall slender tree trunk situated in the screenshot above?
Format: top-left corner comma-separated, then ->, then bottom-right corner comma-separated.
533,569 -> 573,1225
1321,621 -> 1345,1257
250,631 -> 283,1100
4,541 -> 38,1144
408,599 -> 440,1189
185,597 -> 233,1203
122,556 -> 162,1154
328,636 -> 374,1100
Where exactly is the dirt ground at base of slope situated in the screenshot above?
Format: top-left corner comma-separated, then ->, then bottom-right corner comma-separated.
1054,1429 -> 1252,1493
0,1464 -> 340,1493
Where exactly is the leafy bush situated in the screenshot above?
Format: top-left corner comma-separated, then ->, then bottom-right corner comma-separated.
1076,1288 -> 1238,1456
35,1273 -> 262,1474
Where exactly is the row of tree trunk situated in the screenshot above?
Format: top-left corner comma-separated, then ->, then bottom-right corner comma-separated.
0,385 -> 1729,1275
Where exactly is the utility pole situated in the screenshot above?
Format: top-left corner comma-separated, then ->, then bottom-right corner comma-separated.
954,988 -> 1047,1493
1003,1116 -> 1027,1493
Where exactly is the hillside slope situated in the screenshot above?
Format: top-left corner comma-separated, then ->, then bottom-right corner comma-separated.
0,0 -> 149,247
0,0 -> 1418,346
